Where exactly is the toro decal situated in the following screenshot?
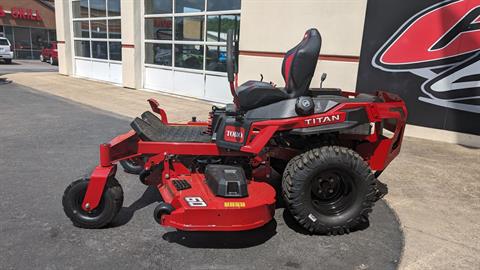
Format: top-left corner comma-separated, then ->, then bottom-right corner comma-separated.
224,126 -> 245,143
373,0 -> 480,113
303,112 -> 346,127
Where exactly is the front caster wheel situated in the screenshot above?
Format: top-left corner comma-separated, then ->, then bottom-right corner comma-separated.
153,202 -> 174,224
62,178 -> 123,229
282,146 -> 376,235
120,157 -> 145,175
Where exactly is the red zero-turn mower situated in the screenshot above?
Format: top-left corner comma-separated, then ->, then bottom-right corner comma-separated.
62,29 -> 407,234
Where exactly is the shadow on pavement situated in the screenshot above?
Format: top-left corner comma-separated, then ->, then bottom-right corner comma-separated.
110,185 -> 162,227
161,219 -> 277,249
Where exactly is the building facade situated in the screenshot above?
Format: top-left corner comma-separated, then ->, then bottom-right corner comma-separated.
56,0 -> 241,102
0,0 -> 56,59
56,0 -> 360,102
55,0 -> 479,146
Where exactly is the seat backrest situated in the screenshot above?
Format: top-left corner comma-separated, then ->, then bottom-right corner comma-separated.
281,29 -> 322,98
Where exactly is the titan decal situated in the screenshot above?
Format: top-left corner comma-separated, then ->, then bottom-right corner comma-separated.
304,114 -> 342,126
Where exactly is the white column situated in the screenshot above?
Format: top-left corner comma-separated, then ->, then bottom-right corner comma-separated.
54,0 -> 73,75
121,0 -> 142,89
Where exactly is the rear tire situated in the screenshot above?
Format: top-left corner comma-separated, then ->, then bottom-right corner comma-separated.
62,178 -> 123,229
4,59 -> 12,64
282,146 -> 376,235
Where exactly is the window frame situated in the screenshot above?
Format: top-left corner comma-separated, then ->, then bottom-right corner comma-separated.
71,0 -> 122,63
143,0 -> 241,76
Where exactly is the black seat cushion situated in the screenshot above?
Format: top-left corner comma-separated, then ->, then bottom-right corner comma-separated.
236,80 -> 289,111
130,111 -> 211,142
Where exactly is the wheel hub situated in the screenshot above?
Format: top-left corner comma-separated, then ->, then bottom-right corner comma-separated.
310,169 -> 356,215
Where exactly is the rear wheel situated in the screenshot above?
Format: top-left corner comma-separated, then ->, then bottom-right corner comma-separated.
4,59 -> 12,64
282,146 -> 376,235
62,178 -> 123,229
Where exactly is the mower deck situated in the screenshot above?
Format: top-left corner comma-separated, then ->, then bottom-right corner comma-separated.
159,173 -> 276,231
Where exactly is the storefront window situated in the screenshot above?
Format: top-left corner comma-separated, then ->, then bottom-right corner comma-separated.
72,0 -> 122,61
91,41 -> 108,59
207,0 -> 241,11
145,0 -> 172,14
175,44 -> 204,69
73,21 -> 90,38
145,17 -> 173,40
48,30 -> 57,42
108,19 -> 121,39
206,15 -> 240,42
75,40 -> 91,57
72,0 -> 89,18
90,0 -> 107,17
175,16 -> 204,41
109,41 -> 122,60
206,46 -> 227,72
144,0 -> 240,73
13,27 -> 32,59
4,26 -> 14,45
31,28 -> 49,59
90,20 -> 107,38
145,43 -> 172,66
107,0 -> 121,16
1,26 -> 55,59
175,0 -> 205,13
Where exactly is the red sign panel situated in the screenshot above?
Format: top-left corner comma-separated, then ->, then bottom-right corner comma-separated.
0,6 -> 42,21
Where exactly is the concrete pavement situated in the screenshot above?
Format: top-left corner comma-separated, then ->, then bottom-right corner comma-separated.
5,72 -> 211,123
2,72 -> 480,270
0,60 -> 58,74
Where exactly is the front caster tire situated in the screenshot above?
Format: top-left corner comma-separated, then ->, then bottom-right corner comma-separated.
62,178 -> 123,229
153,202 -> 174,224
282,146 -> 376,235
120,158 -> 145,175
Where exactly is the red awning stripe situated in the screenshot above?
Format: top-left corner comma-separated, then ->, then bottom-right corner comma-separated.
240,50 -> 359,63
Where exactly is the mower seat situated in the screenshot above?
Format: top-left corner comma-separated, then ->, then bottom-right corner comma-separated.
236,28 -> 322,111
236,81 -> 289,111
130,111 -> 211,142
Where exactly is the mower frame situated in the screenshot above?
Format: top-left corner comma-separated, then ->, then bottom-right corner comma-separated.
81,90 -> 406,231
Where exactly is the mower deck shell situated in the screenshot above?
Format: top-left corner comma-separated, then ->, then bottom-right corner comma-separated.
159,173 -> 276,231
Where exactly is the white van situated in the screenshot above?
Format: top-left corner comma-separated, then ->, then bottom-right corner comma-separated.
0,37 -> 14,64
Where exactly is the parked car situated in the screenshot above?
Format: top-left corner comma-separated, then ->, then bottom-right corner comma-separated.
40,41 -> 58,65
0,37 -> 14,64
